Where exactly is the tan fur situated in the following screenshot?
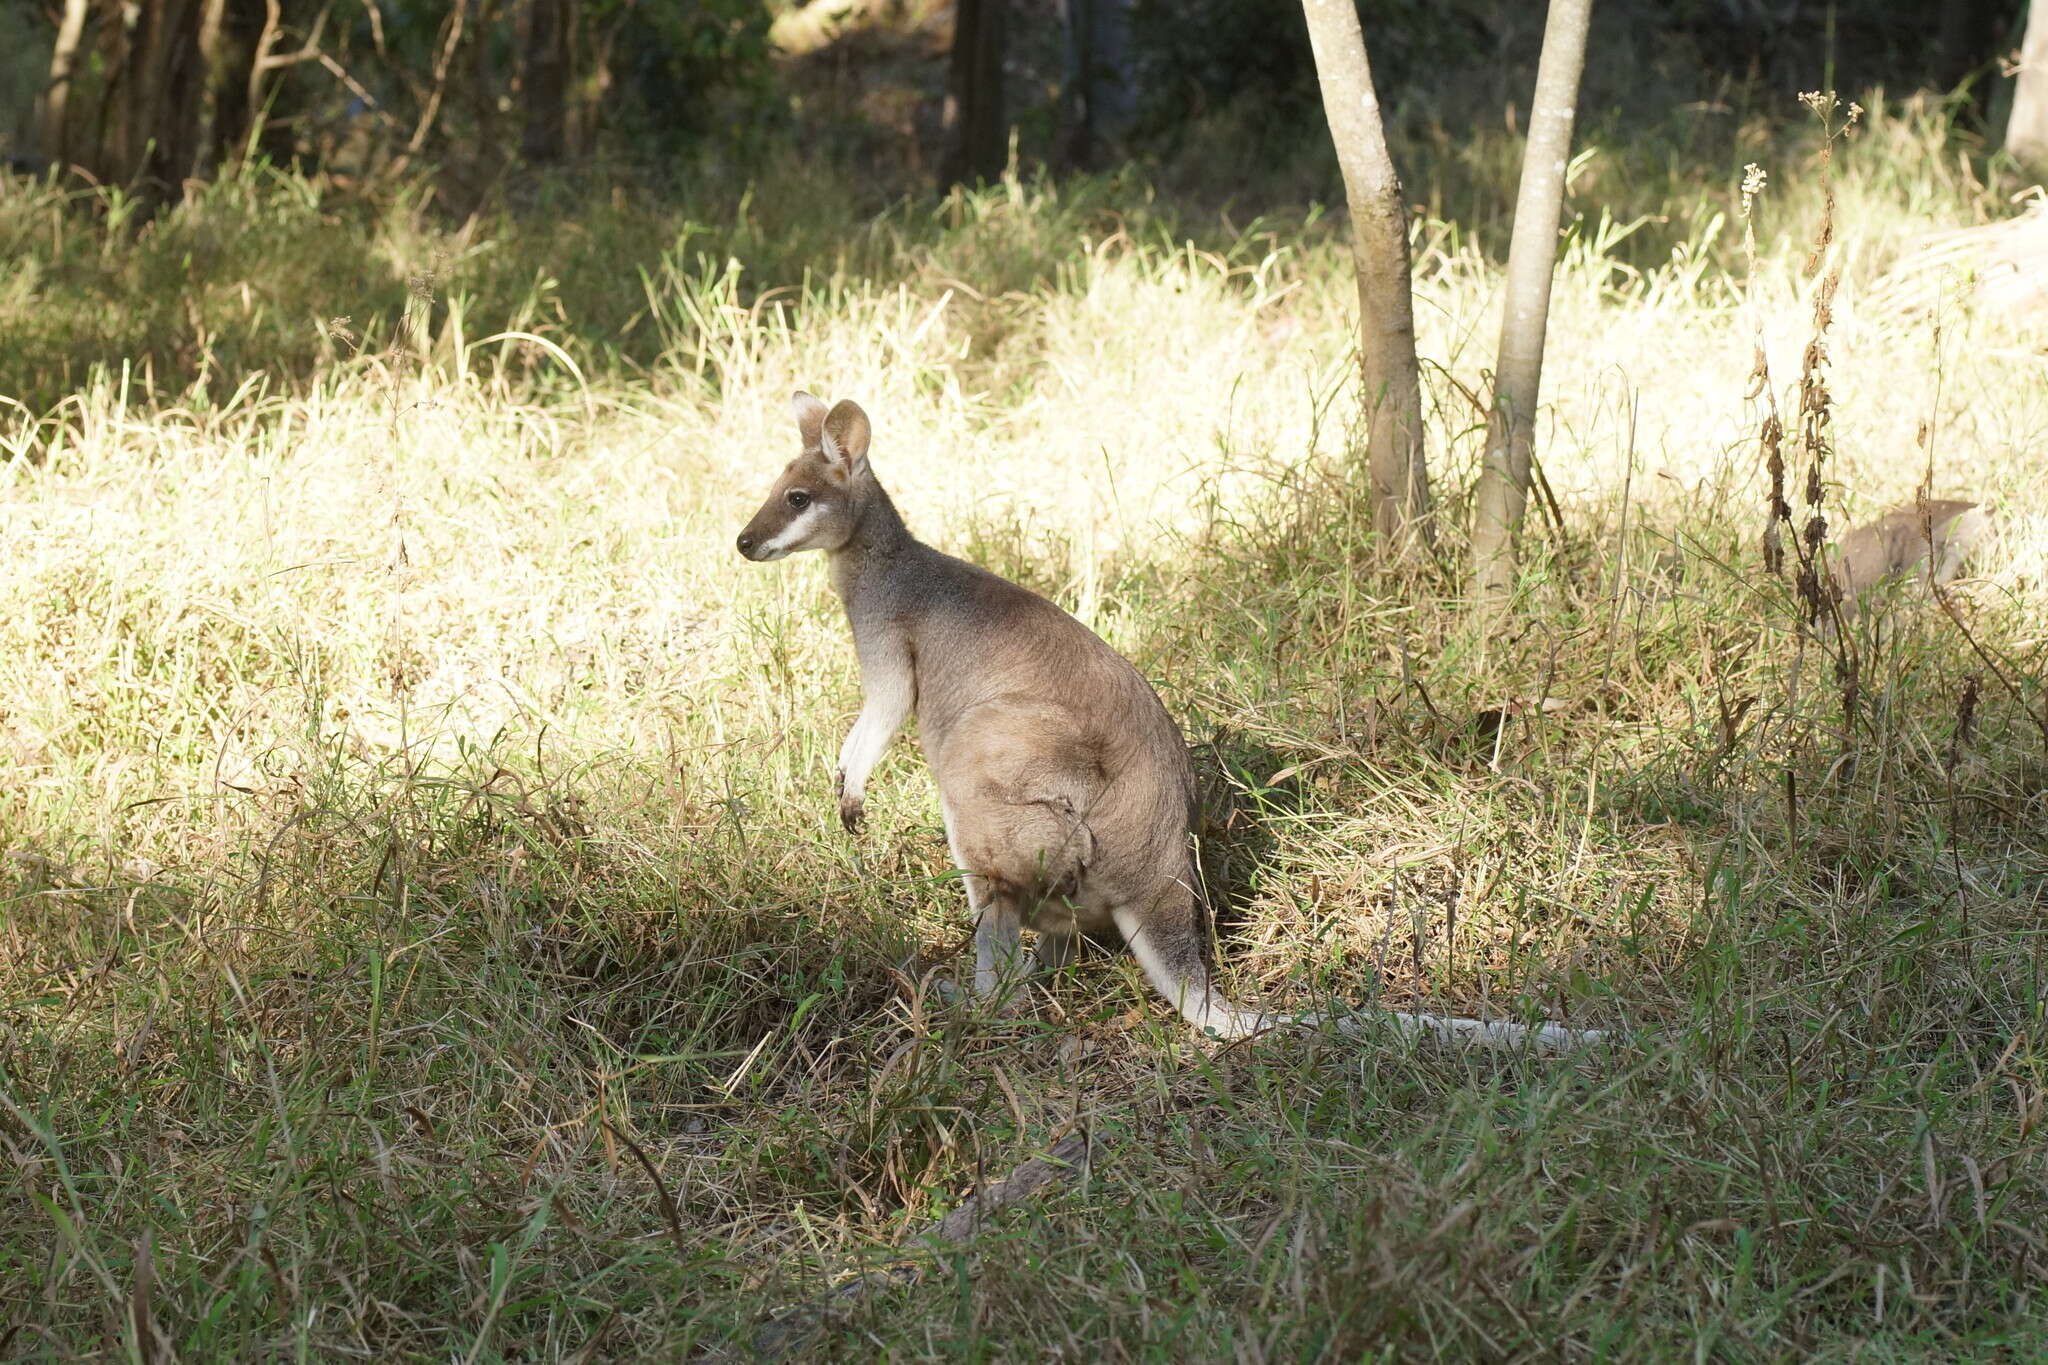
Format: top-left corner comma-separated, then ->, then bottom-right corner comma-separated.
738,393 -> 1598,1050
1831,499 -> 1993,615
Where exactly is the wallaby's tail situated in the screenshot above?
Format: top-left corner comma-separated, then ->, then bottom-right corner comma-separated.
1209,1005 -> 1603,1052
1321,1009 -> 1604,1051
1111,906 -> 1603,1052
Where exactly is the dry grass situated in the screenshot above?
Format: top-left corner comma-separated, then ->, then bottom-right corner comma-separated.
3,93 -> 2048,1360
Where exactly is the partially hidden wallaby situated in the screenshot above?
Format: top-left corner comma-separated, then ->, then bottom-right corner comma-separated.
737,393 -> 1599,1050
1830,498 -> 1993,616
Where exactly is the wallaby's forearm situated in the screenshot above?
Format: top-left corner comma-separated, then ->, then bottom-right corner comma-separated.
835,643 -> 913,831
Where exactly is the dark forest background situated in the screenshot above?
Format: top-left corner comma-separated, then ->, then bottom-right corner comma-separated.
0,1 -> 2032,215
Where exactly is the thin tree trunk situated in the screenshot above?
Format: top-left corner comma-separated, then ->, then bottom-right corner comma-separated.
942,0 -> 1006,187
406,0 -> 469,158
521,0 -> 571,164
151,0 -> 216,190
2011,0 -> 2048,178
206,0 -> 269,171
42,0 -> 92,171
1470,0 -> 1593,605
244,0 -> 282,157
110,0 -> 163,187
1301,0 -> 1431,552
1061,0 -> 1094,166
191,0 -> 230,181
1061,0 -> 1134,168
581,10 -> 626,153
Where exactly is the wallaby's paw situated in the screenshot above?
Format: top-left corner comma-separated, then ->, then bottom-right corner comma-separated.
838,795 -> 865,834
981,989 -> 1031,1019
931,976 -> 1035,1018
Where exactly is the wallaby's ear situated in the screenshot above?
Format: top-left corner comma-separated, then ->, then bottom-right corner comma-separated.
791,391 -> 830,450
821,399 -> 871,478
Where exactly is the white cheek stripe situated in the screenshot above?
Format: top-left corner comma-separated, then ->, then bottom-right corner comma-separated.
760,505 -> 824,557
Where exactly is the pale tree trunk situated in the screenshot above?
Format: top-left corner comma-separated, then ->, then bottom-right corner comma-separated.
1469,0 -> 1592,606
42,0 -> 91,170
1301,0 -> 1431,552
2011,0 -> 2048,179
191,0 -> 230,180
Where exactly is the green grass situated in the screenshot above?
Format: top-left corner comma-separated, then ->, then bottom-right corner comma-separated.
4,92 -> 2048,1360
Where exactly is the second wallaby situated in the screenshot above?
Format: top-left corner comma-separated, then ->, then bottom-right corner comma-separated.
737,393 -> 1598,1050
1830,498 -> 1993,615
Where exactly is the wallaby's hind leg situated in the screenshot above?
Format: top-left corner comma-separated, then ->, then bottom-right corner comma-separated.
971,886 -> 1030,1001
957,877 -> 1069,1004
939,799 -> 1023,1003
1034,930 -> 1077,974
1111,902 -> 1271,1041
945,786 -> 1090,1005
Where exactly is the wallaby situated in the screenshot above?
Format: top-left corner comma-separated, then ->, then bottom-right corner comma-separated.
1830,498 -> 1993,615
737,393 -> 1599,1050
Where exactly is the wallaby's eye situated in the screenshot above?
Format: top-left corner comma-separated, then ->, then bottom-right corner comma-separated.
786,490 -> 812,511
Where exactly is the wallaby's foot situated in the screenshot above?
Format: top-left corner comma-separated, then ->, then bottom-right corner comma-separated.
970,970 -> 1036,1018
933,973 -> 1032,1018
1034,931 -> 1077,975
832,769 -> 864,834
983,989 -> 1032,1019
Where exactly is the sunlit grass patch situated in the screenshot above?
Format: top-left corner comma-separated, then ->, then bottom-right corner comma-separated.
5,91 -> 2048,1358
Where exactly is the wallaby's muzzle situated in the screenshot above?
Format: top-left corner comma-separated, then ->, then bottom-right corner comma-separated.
735,499 -> 804,560
735,485 -> 804,560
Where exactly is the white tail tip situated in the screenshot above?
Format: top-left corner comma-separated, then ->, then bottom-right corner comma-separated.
1206,1008 -> 1605,1053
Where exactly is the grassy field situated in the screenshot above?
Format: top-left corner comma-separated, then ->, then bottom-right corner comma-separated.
4,94 -> 2048,1360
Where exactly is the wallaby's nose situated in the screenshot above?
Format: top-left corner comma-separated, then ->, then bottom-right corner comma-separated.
736,531 -> 757,558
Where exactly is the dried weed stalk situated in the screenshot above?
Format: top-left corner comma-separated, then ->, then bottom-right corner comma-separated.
1748,93 -> 1865,747
1790,93 -> 1860,644
1740,162 -> 1789,578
